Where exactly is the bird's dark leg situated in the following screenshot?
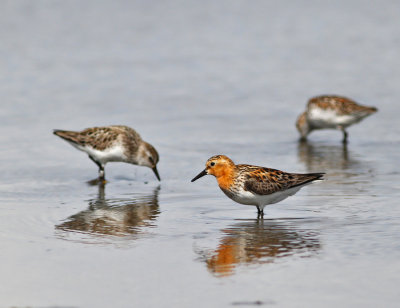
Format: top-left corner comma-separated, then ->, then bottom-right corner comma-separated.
88,155 -> 105,179
98,167 -> 105,180
342,130 -> 348,143
256,206 -> 264,219
339,126 -> 348,143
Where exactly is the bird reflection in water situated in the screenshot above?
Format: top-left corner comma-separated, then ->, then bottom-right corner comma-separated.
197,219 -> 320,277
297,140 -> 359,175
56,183 -> 160,241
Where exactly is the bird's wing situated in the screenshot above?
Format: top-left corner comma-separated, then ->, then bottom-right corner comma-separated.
241,165 -> 324,196
53,127 -> 120,150
308,95 -> 376,116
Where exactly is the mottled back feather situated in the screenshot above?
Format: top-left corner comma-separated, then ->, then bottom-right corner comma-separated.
239,165 -> 324,196
307,95 -> 377,116
53,125 -> 142,152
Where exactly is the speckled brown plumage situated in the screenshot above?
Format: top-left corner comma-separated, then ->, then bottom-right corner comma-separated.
191,155 -> 324,217
307,95 -> 377,115
54,125 -> 141,153
53,125 -> 160,181
296,95 -> 378,142
238,165 -> 323,196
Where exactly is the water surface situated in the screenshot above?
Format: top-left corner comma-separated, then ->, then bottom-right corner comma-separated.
0,1 -> 399,307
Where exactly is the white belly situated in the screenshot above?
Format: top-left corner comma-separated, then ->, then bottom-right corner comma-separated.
230,186 -> 302,209
308,107 -> 357,128
71,143 -> 127,165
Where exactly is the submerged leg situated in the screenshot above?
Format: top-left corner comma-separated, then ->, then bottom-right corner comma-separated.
342,130 -> 348,143
256,206 -> 264,219
99,168 -> 105,179
88,155 -> 105,179
339,126 -> 348,143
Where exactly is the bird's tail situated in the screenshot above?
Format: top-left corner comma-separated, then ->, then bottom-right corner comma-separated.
53,129 -> 81,145
292,172 -> 325,188
366,106 -> 378,113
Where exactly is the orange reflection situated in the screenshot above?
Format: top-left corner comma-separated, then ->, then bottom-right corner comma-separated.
202,219 -> 320,277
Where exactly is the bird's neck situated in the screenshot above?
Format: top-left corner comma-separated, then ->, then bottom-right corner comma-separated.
215,167 -> 236,190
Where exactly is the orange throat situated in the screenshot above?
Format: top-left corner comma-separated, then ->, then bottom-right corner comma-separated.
214,168 -> 235,190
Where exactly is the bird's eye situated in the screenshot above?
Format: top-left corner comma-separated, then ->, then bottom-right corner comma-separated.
149,157 -> 154,164
210,162 -> 215,167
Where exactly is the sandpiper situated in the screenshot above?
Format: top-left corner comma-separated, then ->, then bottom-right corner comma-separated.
191,155 -> 324,217
53,125 -> 160,181
296,95 -> 378,142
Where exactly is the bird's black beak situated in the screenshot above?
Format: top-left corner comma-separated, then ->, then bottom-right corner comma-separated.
152,166 -> 161,181
191,169 -> 207,182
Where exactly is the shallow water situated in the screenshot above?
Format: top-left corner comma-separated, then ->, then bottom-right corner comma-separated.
1,1 -> 400,307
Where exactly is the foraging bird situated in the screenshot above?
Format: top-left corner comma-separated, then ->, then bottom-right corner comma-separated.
53,125 -> 160,181
191,155 -> 324,217
296,95 -> 377,142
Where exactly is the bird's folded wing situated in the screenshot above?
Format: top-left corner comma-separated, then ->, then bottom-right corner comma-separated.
243,167 -> 324,196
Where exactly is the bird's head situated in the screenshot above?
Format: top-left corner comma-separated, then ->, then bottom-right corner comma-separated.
296,111 -> 311,140
137,142 -> 160,181
191,155 -> 235,182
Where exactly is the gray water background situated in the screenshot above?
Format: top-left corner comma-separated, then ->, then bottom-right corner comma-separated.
0,1 -> 400,307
